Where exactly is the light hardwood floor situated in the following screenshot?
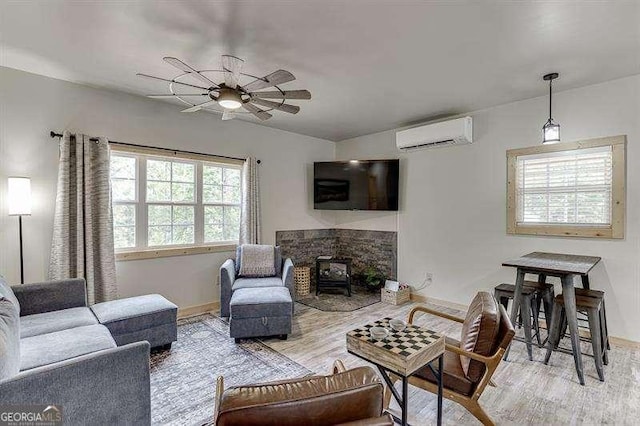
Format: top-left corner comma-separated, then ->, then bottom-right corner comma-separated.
254,300 -> 640,425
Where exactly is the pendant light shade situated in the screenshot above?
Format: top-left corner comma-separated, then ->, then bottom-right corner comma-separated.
542,73 -> 560,144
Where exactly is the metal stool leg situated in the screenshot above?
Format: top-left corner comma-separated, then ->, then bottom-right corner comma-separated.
544,300 -> 562,365
531,294 -> 542,346
521,294 -> 534,361
587,307 -> 605,381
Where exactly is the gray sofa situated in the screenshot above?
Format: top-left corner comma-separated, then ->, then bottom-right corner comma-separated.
0,276 -> 152,425
220,246 -> 295,340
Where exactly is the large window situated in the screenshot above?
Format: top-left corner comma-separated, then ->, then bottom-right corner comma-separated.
507,135 -> 626,239
110,146 -> 243,259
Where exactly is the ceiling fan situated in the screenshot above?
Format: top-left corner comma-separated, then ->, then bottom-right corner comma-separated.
137,55 -> 311,121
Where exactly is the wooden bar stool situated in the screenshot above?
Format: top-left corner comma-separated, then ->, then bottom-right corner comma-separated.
544,291 -> 606,381
494,281 -> 554,360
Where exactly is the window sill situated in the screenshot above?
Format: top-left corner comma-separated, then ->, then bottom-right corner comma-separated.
507,224 -> 620,239
115,244 -> 237,261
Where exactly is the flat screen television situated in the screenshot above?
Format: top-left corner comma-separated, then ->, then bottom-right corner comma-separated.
314,159 -> 399,211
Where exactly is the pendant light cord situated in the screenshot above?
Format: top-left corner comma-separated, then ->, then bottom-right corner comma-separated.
548,78 -> 553,121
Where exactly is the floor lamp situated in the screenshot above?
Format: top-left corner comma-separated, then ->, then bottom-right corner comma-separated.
8,177 -> 31,284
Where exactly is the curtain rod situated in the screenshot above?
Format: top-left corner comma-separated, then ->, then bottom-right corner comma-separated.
49,131 -> 259,164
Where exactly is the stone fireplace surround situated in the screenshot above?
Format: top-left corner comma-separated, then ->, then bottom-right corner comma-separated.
275,229 -> 397,286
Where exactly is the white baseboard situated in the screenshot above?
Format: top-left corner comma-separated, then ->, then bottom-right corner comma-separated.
178,301 -> 219,319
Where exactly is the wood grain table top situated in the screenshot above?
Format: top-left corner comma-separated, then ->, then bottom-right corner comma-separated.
346,318 -> 445,376
502,252 -> 601,275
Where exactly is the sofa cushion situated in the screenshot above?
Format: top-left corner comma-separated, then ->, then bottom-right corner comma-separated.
90,294 -> 177,337
232,277 -> 284,291
413,350 -> 475,396
20,307 -> 98,338
230,287 -> 292,319
0,275 -> 20,380
459,292 -> 501,383
20,324 -> 116,371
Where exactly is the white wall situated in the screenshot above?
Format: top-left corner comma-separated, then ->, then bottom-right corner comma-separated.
335,75 -> 640,342
0,66 -> 335,308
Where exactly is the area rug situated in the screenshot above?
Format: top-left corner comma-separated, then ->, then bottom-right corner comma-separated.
150,314 -> 312,425
296,284 -> 381,312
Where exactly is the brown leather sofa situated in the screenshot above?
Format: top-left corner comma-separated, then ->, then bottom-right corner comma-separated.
214,360 -> 394,426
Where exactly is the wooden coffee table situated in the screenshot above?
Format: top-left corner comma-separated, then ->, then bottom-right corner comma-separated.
346,318 -> 445,426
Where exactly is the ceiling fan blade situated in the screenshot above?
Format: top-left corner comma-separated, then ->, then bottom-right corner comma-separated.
251,90 -> 311,100
163,57 -> 219,88
137,73 -> 210,90
242,103 -> 272,121
242,70 -> 295,92
181,99 -> 218,113
146,93 -> 208,98
221,110 -> 236,121
251,98 -> 300,114
221,55 -> 244,89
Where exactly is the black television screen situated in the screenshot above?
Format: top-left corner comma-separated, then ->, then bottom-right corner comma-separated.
314,159 -> 399,211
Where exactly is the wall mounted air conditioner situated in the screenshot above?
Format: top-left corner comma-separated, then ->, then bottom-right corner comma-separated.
396,116 -> 473,151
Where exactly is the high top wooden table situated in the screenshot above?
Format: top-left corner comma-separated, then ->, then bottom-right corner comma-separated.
347,318 -> 445,425
502,252 -> 601,385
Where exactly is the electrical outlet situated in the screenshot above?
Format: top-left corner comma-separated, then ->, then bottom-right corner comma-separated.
425,272 -> 433,286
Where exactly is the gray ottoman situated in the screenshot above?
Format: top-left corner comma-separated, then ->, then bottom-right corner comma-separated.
230,287 -> 292,342
91,294 -> 178,349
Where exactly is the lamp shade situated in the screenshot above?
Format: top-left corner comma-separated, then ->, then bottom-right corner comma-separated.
8,177 -> 32,216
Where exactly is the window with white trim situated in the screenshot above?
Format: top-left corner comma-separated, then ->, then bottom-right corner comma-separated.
110,149 -> 243,254
517,146 -> 612,225
507,136 -> 626,239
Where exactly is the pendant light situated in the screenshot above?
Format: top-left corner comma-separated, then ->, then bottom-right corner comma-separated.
542,72 -> 560,144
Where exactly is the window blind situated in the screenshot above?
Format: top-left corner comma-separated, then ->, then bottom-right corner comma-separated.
516,146 -> 613,225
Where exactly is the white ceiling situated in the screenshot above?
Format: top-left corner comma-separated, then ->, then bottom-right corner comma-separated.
1,1 -> 639,141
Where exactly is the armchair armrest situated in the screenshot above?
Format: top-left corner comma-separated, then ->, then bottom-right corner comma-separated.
408,305 -> 465,325
282,258 -> 294,297
220,259 -> 236,317
0,341 -> 151,424
12,278 -> 87,316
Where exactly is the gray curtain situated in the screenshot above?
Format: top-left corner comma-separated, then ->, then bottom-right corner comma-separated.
49,131 -> 117,304
239,157 -> 261,245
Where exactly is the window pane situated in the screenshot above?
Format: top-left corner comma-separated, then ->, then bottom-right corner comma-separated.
517,146 -> 612,225
204,206 -> 224,224
114,226 -> 136,249
223,185 -> 241,204
172,182 -> 195,203
148,205 -> 172,226
112,178 -> 136,201
203,166 -> 223,186
113,204 -> 136,226
173,225 -> 194,245
205,224 -> 224,242
203,184 -> 223,203
173,206 -> 194,225
172,162 -> 195,183
223,224 -> 239,241
147,181 -> 171,202
223,168 -> 241,186
111,156 -> 136,179
147,160 -> 171,181
148,225 -> 172,246
224,206 -> 240,227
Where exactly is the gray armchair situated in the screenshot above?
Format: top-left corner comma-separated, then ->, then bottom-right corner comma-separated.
220,246 -> 294,318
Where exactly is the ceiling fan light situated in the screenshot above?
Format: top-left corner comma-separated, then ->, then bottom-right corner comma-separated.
217,88 -> 243,110
543,119 -> 560,144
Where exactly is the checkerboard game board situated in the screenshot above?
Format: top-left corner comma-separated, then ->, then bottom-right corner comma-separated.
347,317 -> 442,358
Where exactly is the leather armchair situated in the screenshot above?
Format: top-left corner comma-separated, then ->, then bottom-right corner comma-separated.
214,360 -> 394,426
